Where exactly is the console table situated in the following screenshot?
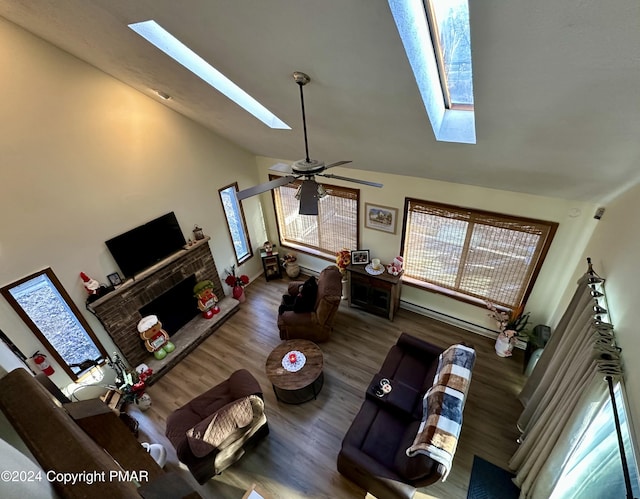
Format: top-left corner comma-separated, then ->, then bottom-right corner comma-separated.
346,264 -> 402,321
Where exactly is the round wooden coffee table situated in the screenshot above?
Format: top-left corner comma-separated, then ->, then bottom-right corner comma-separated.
265,339 -> 324,404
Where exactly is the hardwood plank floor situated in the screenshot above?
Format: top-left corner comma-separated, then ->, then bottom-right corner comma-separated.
135,275 -> 527,498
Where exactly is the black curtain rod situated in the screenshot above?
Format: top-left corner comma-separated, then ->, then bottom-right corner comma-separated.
606,375 -> 636,499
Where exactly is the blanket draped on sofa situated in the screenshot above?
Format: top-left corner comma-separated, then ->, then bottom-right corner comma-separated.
406,343 -> 475,480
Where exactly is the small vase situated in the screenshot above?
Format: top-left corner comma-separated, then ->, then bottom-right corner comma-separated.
495,330 -> 515,357
341,277 -> 348,300
233,285 -> 246,303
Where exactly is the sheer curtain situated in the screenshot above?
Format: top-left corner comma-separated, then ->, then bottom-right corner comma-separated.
509,266 -> 631,498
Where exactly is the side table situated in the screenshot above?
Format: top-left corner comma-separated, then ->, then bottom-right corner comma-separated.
261,251 -> 282,281
347,264 -> 402,320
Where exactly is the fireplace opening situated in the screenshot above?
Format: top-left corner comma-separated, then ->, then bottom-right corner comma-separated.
139,274 -> 199,336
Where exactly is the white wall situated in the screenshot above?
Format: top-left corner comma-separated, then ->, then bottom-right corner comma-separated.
256,156 -> 599,333
0,18 -> 267,388
568,181 -> 640,431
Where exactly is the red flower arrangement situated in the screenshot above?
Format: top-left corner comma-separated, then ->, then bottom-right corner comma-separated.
225,265 -> 249,288
336,248 -> 351,274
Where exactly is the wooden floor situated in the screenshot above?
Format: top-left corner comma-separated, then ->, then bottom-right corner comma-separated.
137,275 -> 527,499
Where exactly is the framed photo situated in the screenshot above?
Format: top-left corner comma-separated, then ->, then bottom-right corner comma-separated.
351,249 -> 370,265
107,272 -> 123,287
365,203 -> 398,234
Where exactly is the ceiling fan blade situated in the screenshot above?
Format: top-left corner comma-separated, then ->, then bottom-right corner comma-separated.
269,162 -> 294,174
236,175 -> 297,200
324,160 -> 352,170
319,173 -> 383,188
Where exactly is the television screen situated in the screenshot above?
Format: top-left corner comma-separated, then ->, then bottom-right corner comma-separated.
105,212 -> 187,278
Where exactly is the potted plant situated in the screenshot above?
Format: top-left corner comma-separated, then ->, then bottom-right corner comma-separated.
225,265 -> 249,303
486,302 -> 530,357
335,249 -> 351,299
335,248 -> 351,273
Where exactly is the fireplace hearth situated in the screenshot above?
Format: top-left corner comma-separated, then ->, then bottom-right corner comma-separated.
88,238 -> 238,375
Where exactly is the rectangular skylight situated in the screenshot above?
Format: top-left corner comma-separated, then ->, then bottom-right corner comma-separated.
129,20 -> 290,130
388,0 -> 476,144
427,0 -> 474,108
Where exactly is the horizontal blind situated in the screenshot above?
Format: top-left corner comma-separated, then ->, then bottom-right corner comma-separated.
403,198 -> 556,309
274,182 -> 319,248
272,177 -> 358,258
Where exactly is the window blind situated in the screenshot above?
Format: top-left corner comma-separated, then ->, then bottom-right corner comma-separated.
272,178 -> 359,259
402,198 -> 557,309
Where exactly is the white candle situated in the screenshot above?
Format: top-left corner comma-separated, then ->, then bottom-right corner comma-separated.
372,258 -> 381,269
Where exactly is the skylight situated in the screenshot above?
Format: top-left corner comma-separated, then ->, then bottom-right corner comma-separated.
128,20 -> 290,130
427,0 -> 474,108
388,0 -> 476,144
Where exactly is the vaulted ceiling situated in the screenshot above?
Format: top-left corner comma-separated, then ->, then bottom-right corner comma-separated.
2,0 -> 639,203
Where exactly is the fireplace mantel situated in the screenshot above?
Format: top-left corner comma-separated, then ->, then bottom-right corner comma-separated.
89,237 -> 213,309
88,237 -> 238,374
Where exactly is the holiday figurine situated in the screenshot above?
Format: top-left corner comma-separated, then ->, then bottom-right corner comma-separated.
193,280 -> 219,319
137,315 -> 175,360
80,272 -> 101,295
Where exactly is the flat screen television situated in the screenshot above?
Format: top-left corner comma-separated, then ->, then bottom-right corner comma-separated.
105,212 -> 187,279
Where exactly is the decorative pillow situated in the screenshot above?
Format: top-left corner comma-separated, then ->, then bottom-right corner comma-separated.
293,276 -> 318,313
186,396 -> 255,458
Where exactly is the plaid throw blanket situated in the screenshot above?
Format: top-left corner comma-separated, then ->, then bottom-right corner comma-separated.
406,344 -> 476,480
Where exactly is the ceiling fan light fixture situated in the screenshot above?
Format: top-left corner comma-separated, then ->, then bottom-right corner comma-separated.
292,158 -> 325,174
235,70 -> 382,210
298,179 -> 320,215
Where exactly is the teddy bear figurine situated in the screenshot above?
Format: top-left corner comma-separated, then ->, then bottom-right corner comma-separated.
137,315 -> 175,360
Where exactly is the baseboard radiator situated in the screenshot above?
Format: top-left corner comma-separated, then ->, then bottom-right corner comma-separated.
300,265 -> 525,349
399,300 -> 527,349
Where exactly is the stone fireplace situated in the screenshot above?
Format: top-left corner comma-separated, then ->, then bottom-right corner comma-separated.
88,238 -> 238,379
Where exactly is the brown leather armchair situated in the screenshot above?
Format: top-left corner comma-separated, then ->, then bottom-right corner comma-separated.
277,265 -> 343,342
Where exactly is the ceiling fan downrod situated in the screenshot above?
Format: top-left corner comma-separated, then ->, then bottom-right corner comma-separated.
293,71 -> 311,164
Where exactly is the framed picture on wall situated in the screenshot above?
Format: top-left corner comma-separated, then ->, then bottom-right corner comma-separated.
365,203 -> 398,234
351,249 -> 370,265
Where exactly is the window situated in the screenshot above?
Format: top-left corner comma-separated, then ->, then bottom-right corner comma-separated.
129,21 -> 290,129
1,268 -> 108,380
550,381 -> 640,498
219,182 -> 253,265
388,0 -> 476,143
271,176 -> 359,260
426,0 -> 474,109
401,198 -> 557,309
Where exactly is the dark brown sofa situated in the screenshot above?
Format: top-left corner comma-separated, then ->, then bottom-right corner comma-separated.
337,333 -> 446,499
277,265 -> 342,342
165,369 -> 269,484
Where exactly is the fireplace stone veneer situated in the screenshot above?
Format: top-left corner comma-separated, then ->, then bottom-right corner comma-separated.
88,238 -> 236,371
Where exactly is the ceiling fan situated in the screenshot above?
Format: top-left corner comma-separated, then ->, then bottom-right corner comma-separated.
236,71 -> 383,215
